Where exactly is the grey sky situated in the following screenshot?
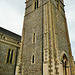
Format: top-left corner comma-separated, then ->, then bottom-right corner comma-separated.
0,0 -> 75,60
64,0 -> 75,60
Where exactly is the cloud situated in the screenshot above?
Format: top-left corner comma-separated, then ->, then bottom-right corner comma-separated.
0,0 -> 25,35
64,0 -> 75,60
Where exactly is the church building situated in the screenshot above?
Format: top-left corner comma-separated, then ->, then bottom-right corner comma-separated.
0,0 -> 75,75
0,27 -> 21,75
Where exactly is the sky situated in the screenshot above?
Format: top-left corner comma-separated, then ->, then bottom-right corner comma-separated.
0,0 -> 75,60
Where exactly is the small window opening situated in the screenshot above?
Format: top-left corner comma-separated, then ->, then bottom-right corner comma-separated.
32,55 -> 34,63
7,49 -> 10,63
33,33 -> 35,43
34,0 -> 38,9
10,50 -> 13,63
35,2 -> 36,9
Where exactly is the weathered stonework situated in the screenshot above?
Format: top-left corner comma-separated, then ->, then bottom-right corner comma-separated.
21,0 -> 75,75
0,27 -> 21,75
0,0 -> 75,75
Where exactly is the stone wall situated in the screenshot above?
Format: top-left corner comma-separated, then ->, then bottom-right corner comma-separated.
21,5 -> 43,75
0,32 -> 20,75
21,0 -> 75,75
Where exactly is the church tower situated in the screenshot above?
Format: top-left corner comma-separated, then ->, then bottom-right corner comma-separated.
20,0 -> 75,75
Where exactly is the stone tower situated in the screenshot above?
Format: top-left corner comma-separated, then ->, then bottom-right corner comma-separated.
20,0 -> 75,75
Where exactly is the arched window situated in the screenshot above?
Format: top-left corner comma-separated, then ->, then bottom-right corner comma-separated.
6,49 -> 13,64
32,55 -> 34,63
34,0 -> 38,10
33,33 -> 35,42
7,49 -> 10,63
35,2 -> 36,9
32,33 -> 36,43
10,50 -> 13,63
61,54 -> 70,75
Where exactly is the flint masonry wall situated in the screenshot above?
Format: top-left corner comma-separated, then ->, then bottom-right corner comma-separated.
0,28 -> 21,75
22,3 -> 43,75
21,0 -> 75,75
